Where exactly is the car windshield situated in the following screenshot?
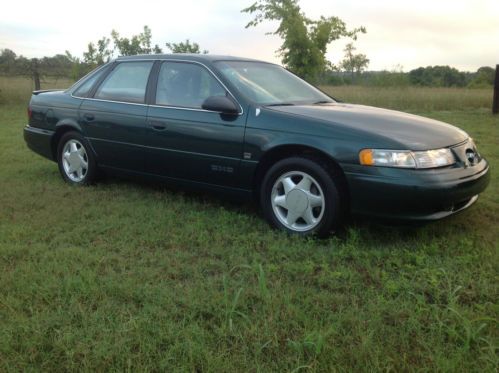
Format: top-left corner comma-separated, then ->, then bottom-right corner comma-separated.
214,61 -> 334,105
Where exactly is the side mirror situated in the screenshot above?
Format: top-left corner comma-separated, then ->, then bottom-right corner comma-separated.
202,95 -> 239,115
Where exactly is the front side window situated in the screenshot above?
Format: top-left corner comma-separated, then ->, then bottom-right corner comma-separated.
155,62 -> 226,108
214,61 -> 333,105
94,62 -> 153,104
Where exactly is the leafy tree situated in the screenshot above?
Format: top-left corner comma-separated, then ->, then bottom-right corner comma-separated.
65,51 -> 87,80
111,26 -> 163,56
0,49 -> 17,74
409,66 -> 466,87
83,37 -> 112,66
1,51 -> 75,89
340,43 -> 369,82
16,57 -> 42,90
242,0 -> 366,82
362,66 -> 410,87
165,39 -> 208,54
0,52 -> 43,89
468,66 -> 495,88
0,48 -> 16,61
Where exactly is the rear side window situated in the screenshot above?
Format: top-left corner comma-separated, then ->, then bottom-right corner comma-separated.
94,62 -> 153,104
155,62 -> 226,108
73,66 -> 108,98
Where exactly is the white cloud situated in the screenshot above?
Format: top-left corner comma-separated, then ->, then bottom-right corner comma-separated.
0,0 -> 497,71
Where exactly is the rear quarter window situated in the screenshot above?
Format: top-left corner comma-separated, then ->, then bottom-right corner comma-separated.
72,66 -> 108,98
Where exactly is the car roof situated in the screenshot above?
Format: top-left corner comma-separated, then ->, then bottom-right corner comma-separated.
115,54 -> 269,64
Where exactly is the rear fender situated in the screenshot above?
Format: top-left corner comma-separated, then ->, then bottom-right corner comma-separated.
55,118 -> 82,133
51,120 -> 97,161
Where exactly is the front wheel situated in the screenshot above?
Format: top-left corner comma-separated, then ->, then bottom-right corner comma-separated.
260,157 -> 343,237
57,131 -> 96,185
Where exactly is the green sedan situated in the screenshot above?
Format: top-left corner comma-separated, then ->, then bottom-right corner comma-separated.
24,54 -> 490,236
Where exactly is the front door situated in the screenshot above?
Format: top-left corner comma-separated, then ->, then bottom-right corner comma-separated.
144,61 -> 247,187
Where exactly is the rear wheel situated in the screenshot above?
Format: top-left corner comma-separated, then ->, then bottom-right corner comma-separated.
260,157 -> 342,237
57,131 -> 96,185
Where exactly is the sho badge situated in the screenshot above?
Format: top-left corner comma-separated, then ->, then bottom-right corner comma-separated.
211,165 -> 234,173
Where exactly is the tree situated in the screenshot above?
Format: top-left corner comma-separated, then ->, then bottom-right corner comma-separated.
111,25 -> 163,56
0,26 -> 209,90
165,39 -> 208,54
409,66 -> 466,87
0,49 -> 17,74
468,66 -> 495,88
242,0 -> 365,82
39,54 -> 73,81
65,51 -> 86,80
83,37 -> 112,66
0,53 -> 41,89
340,43 -> 369,82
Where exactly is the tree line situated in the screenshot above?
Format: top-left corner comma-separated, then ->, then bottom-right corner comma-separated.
0,0 -> 495,89
326,65 -> 495,88
0,25 -> 207,89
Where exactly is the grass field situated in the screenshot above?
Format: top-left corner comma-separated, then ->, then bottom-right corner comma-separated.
321,85 -> 493,112
0,80 -> 498,371
0,76 -> 74,105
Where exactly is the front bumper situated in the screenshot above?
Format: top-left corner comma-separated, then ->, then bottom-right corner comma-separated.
24,125 -> 55,161
344,158 -> 490,221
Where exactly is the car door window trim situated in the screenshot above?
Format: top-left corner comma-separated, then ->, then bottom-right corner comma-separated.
70,59 -> 243,115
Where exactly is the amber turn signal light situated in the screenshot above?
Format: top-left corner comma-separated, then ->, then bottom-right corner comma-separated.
359,149 -> 374,166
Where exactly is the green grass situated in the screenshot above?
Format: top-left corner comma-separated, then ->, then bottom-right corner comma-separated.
321,85 -> 493,111
0,76 -> 74,105
0,86 -> 498,371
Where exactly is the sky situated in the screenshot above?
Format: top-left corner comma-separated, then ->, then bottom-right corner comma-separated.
0,0 -> 498,72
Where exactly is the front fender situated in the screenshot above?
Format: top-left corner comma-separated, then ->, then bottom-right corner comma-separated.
246,129 -> 357,165
245,105 -> 360,165
260,135 -> 335,159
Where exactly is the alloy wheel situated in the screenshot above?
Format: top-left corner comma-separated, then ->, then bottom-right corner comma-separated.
271,171 -> 325,232
61,139 -> 88,182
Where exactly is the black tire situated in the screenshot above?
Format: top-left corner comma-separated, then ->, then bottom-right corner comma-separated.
57,131 -> 97,186
260,156 -> 343,237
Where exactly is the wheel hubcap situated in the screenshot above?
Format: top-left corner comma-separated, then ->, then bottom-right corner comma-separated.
271,171 -> 325,232
62,139 -> 88,182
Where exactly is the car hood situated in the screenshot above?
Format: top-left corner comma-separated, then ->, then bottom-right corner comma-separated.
269,103 -> 468,150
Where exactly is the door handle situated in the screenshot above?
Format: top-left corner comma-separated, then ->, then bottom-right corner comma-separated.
83,113 -> 95,121
152,125 -> 167,131
149,120 -> 167,131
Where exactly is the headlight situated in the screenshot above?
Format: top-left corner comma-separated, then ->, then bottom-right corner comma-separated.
359,148 -> 455,169
412,148 -> 455,168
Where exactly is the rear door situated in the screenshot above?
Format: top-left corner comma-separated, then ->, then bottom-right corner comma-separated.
79,61 -> 154,171
144,61 -> 247,187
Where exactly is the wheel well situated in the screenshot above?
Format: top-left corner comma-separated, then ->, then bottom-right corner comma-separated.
51,126 -> 79,160
253,145 -> 351,212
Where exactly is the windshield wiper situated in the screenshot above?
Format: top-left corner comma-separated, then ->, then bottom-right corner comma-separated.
312,100 -> 333,104
266,102 -> 295,106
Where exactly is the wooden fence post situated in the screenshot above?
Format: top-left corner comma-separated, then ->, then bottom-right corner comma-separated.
493,64 -> 499,114
31,58 -> 41,91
